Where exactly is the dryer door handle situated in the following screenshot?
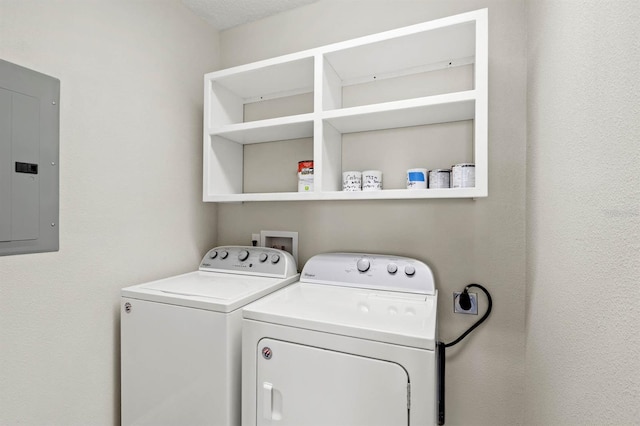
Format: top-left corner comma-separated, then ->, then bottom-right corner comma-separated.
263,382 -> 273,420
262,382 -> 283,421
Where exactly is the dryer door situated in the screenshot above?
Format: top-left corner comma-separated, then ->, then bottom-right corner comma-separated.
256,338 -> 409,426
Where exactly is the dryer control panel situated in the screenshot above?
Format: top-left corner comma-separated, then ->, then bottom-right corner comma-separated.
199,245 -> 297,278
300,252 -> 435,295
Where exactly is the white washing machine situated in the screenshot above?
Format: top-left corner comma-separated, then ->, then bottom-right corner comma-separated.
242,252 -> 438,426
121,245 -> 298,426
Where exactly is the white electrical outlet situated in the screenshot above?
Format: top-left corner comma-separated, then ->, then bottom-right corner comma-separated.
453,292 -> 478,315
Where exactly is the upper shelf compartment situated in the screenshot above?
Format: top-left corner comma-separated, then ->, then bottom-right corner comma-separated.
320,17 -> 478,111
205,55 -> 315,130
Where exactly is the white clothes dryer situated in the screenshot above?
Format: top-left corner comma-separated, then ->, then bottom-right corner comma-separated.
121,246 -> 298,426
242,252 -> 438,426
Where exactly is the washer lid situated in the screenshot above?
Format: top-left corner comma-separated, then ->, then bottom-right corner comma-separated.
243,282 -> 438,350
121,271 -> 299,313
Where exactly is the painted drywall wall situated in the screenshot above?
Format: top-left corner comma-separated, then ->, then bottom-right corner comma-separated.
526,1 -> 640,424
0,1 -> 219,424
218,1 -> 527,425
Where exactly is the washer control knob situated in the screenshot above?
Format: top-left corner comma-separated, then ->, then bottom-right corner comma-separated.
209,250 -> 218,259
238,250 -> 249,261
220,250 -> 229,259
404,265 -> 416,276
259,253 -> 268,263
357,258 -> 371,273
271,254 -> 280,264
387,263 -> 398,274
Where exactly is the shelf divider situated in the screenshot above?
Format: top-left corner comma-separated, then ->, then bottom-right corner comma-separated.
322,91 -> 476,134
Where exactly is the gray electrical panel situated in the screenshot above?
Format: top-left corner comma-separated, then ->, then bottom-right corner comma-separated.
0,59 -> 59,256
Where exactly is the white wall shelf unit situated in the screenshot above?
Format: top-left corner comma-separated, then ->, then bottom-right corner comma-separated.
203,8 -> 488,202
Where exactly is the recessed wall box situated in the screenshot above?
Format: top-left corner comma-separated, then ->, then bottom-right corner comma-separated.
0,59 -> 60,256
260,230 -> 299,265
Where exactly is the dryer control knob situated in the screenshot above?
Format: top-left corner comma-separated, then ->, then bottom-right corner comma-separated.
209,250 -> 218,259
220,250 -> 229,259
404,265 -> 416,276
259,253 -> 268,262
387,263 -> 398,274
238,250 -> 249,261
357,258 -> 371,273
271,254 -> 281,264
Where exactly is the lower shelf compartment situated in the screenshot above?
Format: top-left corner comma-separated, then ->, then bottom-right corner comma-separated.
203,188 -> 485,202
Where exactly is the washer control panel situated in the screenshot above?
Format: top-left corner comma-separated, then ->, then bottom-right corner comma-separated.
300,252 -> 435,295
199,246 -> 297,278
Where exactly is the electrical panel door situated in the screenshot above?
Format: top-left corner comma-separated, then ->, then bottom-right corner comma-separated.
0,59 -> 59,256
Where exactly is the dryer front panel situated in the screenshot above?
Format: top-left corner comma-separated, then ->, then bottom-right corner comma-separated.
256,338 -> 409,426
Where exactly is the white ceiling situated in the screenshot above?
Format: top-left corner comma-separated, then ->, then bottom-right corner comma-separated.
181,0 -> 318,31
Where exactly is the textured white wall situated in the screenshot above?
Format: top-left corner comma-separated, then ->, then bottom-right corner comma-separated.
4,1 -> 633,425
219,1 -> 527,425
526,0 -> 640,424
0,1 -> 219,424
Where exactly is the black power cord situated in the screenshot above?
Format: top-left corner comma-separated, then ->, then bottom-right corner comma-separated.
437,283 -> 492,425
